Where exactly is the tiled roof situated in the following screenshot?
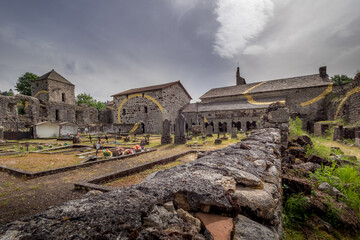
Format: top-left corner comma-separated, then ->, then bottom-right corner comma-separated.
200,74 -> 330,100
34,70 -> 74,86
111,80 -> 192,99
182,98 -> 283,113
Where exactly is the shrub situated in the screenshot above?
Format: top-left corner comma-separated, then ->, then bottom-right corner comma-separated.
290,117 -> 306,136
283,193 -> 310,228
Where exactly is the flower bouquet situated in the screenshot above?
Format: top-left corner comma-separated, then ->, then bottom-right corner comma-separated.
133,145 -> 142,153
124,149 -> 133,155
102,148 -> 112,157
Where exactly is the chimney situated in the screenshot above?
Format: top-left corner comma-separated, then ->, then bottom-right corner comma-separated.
319,66 -> 327,78
236,67 -> 246,85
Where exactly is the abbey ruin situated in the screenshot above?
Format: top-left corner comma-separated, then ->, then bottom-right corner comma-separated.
0,66 -> 359,138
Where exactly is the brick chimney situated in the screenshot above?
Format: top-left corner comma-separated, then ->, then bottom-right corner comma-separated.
236,67 -> 246,85
319,66 -> 327,78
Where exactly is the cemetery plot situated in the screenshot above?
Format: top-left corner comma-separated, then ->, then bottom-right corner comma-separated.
104,153 -> 197,188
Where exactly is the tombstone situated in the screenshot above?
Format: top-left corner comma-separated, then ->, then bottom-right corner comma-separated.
0,126 -> 3,140
25,142 -> 30,151
333,126 -> 344,141
95,142 -> 101,156
214,138 -> 222,145
174,115 -> 186,144
206,126 -> 213,137
161,119 -> 172,144
231,129 -> 237,139
355,131 -> 360,147
73,135 -> 81,144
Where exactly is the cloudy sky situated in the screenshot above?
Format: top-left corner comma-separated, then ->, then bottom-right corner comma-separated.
1,0 -> 359,102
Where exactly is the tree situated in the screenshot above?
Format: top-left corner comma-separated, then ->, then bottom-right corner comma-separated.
330,75 -> 353,85
0,89 -> 14,96
76,93 -> 106,111
15,72 -> 39,95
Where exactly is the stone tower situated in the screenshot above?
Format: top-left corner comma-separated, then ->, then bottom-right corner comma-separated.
236,67 -> 246,85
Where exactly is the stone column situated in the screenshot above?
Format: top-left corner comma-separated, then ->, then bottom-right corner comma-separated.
161,120 -> 172,144
174,114 -> 186,144
355,131 -> 360,147
261,102 -> 289,147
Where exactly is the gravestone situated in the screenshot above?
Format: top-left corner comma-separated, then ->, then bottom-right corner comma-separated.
174,115 -> 186,144
73,136 -> 81,144
231,129 -> 237,139
0,126 -> 3,140
206,126 -> 213,137
161,119 -> 172,144
355,131 -> 360,147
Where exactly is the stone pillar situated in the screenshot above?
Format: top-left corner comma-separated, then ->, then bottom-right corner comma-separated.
0,126 -> 3,140
355,131 -> 360,147
261,102 -> 289,147
333,125 -> 344,141
231,129 -> 237,139
174,114 -> 186,144
161,120 -> 172,144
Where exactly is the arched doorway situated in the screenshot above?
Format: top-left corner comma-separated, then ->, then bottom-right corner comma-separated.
236,121 -> 241,131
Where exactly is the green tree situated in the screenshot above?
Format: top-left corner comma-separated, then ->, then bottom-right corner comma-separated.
15,72 -> 39,95
330,74 -> 353,85
76,93 -> 106,111
0,89 -> 14,96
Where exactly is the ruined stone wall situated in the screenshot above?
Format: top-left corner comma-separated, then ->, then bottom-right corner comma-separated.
183,108 -> 267,134
76,104 -> 98,125
325,79 -> 360,124
0,128 -> 283,239
162,84 -> 191,123
99,109 -> 113,124
0,95 -> 40,131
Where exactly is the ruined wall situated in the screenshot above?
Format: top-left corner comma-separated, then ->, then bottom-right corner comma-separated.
0,128 -> 283,239
325,77 -> 360,124
0,95 -> 40,131
76,104 -> 98,125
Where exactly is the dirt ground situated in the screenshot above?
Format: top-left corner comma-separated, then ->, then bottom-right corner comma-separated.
0,136 -> 240,224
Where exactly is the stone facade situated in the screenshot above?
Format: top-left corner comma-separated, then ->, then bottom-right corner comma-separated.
112,81 -> 191,134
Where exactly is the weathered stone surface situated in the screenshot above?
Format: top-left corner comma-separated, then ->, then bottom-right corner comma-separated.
174,114 -> 186,144
161,119 -> 172,144
306,215 -> 333,233
293,162 -> 321,173
318,182 -> 345,200
177,209 -> 201,232
214,138 -> 222,145
268,108 -> 289,123
233,214 -> 278,240
0,128 -> 283,239
306,154 -> 331,166
295,135 -> 313,146
196,213 -> 233,240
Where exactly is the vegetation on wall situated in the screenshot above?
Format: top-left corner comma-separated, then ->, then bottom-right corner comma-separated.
76,93 -> 106,111
0,89 -> 14,96
330,75 -> 353,85
15,72 -> 39,96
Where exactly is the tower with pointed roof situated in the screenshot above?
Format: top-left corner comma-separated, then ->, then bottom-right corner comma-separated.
31,69 -> 75,105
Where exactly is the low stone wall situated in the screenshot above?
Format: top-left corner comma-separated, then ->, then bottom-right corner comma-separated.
0,128 -> 282,239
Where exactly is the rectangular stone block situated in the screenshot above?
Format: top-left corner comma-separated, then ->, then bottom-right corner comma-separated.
0,126 -> 3,140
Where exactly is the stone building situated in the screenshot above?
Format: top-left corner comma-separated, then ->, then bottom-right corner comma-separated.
183,66 -> 335,133
112,81 -> 192,134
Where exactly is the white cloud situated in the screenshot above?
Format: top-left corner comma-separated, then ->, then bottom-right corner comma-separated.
213,0 -> 274,59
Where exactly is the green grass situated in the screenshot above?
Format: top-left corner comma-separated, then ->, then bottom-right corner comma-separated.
283,193 -> 310,228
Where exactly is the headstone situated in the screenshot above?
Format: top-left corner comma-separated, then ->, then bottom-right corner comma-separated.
0,126 -> 3,140
25,142 -> 30,151
206,126 -> 213,137
95,142 -> 101,156
192,125 -> 203,135
231,129 -> 237,139
355,131 -> 360,147
174,114 -> 186,144
73,136 -> 81,144
161,119 -> 172,144
214,138 -> 222,145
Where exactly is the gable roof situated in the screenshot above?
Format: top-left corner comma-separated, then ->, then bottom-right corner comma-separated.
34,69 -> 74,86
200,74 -> 330,100
111,80 -> 192,99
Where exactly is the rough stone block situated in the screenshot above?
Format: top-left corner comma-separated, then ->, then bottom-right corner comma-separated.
195,213 -> 233,240
268,108 -> 289,123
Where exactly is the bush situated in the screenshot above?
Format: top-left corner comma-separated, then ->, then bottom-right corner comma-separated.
290,117 -> 306,136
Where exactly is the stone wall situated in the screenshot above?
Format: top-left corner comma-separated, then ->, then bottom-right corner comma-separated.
31,79 -> 49,103
47,80 -> 75,105
0,128 -> 283,239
